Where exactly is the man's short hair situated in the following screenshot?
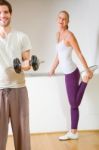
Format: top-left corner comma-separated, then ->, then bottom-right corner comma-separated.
0,0 -> 12,14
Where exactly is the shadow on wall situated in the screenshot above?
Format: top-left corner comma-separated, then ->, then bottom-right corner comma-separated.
56,76 -> 71,130
85,28 -> 99,116
95,29 -> 99,65
85,74 -> 99,114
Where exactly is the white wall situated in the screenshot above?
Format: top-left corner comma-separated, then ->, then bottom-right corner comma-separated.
9,74 -> 99,134
8,0 -> 99,134
26,74 -> 99,133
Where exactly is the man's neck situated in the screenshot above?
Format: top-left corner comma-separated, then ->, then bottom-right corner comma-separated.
0,25 -> 11,38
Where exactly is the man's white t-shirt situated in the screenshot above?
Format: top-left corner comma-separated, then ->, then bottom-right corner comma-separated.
0,30 -> 32,89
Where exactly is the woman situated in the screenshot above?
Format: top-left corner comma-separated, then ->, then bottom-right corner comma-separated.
49,10 -> 93,140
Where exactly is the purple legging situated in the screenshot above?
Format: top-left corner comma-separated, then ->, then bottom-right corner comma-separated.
65,68 -> 87,129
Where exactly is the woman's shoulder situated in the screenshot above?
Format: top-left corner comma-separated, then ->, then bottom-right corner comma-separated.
65,30 -> 74,37
65,30 -> 76,41
56,32 -> 60,37
56,32 -> 60,42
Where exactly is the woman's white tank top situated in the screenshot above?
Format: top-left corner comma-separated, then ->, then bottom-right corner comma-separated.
56,40 -> 77,74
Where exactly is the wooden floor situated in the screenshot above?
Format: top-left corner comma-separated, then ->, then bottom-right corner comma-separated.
6,131 -> 99,150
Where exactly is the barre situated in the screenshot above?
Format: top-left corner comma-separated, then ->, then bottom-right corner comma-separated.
81,65 -> 98,73
25,65 -> 99,77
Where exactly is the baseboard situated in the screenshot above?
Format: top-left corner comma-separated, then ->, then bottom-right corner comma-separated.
8,129 -> 99,137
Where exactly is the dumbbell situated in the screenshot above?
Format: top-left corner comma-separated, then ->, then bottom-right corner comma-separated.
13,55 -> 43,73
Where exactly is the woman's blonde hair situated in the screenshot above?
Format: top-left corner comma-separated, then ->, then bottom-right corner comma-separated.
58,10 -> 69,29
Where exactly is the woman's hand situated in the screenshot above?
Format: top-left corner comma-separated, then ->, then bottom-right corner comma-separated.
48,69 -> 55,76
82,69 -> 93,83
86,69 -> 93,79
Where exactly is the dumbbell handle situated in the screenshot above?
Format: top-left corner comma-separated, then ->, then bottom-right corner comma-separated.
29,60 -> 44,66
21,60 -> 45,69
13,55 -> 45,73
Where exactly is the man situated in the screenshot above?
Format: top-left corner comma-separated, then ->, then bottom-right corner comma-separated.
0,0 -> 31,150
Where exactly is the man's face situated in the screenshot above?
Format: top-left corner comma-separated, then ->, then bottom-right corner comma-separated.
0,5 -> 12,27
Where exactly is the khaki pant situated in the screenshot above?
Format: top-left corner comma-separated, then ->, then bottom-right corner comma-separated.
0,87 -> 31,150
